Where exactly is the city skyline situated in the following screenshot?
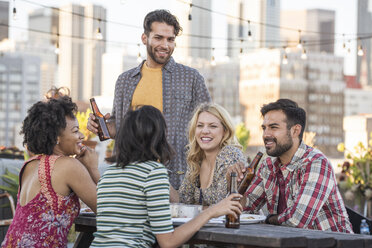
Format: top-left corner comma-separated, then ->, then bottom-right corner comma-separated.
5,0 -> 359,75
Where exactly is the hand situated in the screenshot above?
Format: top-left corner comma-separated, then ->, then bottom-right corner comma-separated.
226,161 -> 246,184
76,146 -> 98,173
87,113 -> 111,135
207,193 -> 243,219
265,214 -> 280,225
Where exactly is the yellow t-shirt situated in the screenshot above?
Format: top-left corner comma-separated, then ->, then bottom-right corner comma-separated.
131,62 -> 163,112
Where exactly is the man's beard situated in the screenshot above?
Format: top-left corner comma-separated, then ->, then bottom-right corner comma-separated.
264,131 -> 293,157
146,44 -> 172,65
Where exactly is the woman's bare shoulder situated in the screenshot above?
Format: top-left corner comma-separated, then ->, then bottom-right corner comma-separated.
53,156 -> 84,172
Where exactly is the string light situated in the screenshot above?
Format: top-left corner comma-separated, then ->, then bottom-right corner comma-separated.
357,38 -> 364,56
297,30 -> 302,49
239,39 -> 243,54
188,4 -> 192,21
12,0 -> 18,20
136,44 -> 142,63
247,20 -> 253,41
342,34 -> 346,49
54,33 -> 60,54
282,53 -> 288,65
3,0 -> 372,58
301,48 -> 307,60
211,48 -> 216,66
358,45 -> 364,56
95,18 -> 103,40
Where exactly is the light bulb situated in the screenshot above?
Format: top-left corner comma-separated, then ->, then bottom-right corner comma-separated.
282,54 -> 288,65
248,30 -> 253,41
211,56 -> 216,66
12,7 -> 17,20
301,49 -> 307,60
358,46 -> 364,56
137,54 -> 142,63
96,27 -> 103,40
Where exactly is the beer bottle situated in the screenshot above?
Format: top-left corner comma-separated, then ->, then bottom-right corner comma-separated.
90,98 -> 110,141
237,152 -> 263,195
225,172 -> 240,228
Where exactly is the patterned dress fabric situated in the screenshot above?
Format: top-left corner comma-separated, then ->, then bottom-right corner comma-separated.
245,142 -> 353,233
1,155 -> 80,248
179,145 -> 245,206
112,57 -> 211,188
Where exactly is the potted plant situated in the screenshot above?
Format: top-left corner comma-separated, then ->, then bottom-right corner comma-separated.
337,133 -> 372,217
76,109 -> 97,149
106,140 -> 115,158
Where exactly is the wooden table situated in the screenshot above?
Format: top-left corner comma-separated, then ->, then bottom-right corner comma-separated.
74,214 -> 372,248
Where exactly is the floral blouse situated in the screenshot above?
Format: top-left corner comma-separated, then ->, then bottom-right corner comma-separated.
179,145 -> 246,206
1,155 -> 80,248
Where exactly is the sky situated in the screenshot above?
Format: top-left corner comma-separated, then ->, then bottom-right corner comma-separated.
7,0 -> 358,75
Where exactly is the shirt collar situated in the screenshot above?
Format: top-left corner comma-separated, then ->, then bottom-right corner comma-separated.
130,57 -> 175,77
273,141 -> 308,172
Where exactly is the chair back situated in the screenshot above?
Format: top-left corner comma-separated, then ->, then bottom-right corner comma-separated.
346,205 -> 372,234
0,192 -> 15,226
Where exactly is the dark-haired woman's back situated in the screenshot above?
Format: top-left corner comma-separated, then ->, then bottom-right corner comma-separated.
92,161 -> 173,247
2,155 -> 80,248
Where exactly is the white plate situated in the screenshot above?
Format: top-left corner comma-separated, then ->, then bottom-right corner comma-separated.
172,217 -> 223,224
80,208 -> 95,216
239,214 -> 266,224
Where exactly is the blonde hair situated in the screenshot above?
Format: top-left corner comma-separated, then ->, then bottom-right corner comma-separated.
186,102 -> 242,182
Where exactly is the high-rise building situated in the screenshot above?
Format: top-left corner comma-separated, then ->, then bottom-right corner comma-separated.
344,75 -> 372,116
0,1 -> 9,41
227,0 -> 281,59
187,0 -> 212,60
28,8 -> 59,98
58,3 -> 106,102
195,59 -> 242,122
343,114 -> 372,156
356,0 -> 372,87
0,53 -> 40,147
281,9 -> 335,54
29,8 -> 59,46
240,49 -> 345,157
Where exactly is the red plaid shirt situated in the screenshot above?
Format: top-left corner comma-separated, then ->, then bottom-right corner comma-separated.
245,142 -> 353,233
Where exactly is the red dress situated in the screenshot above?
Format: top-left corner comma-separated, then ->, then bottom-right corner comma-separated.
1,155 -> 80,248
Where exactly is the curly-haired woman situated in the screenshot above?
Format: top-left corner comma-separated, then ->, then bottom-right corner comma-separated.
171,103 -> 246,206
1,96 -> 99,248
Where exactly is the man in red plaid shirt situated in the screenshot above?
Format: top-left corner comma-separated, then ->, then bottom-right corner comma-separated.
228,99 -> 353,233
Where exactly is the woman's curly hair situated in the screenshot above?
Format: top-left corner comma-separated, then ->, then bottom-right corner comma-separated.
21,96 -> 77,155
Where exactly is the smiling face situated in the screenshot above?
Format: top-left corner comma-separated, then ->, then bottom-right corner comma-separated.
261,110 -> 295,158
195,111 -> 225,154
54,116 -> 84,156
142,22 -> 176,68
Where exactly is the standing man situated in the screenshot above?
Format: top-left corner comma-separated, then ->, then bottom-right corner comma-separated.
87,9 -> 211,188
227,99 -> 353,233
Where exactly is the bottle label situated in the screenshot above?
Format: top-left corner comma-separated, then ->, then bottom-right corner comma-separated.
360,227 -> 370,234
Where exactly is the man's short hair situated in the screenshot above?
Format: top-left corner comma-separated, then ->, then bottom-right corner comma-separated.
143,9 -> 182,36
260,99 -> 306,140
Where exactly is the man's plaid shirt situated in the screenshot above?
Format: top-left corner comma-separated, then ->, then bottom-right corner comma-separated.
245,142 -> 353,233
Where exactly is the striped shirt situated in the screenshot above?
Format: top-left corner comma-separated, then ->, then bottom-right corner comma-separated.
91,161 -> 174,247
245,142 -> 353,233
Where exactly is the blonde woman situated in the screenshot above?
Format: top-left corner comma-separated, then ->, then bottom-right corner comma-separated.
171,103 -> 246,206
